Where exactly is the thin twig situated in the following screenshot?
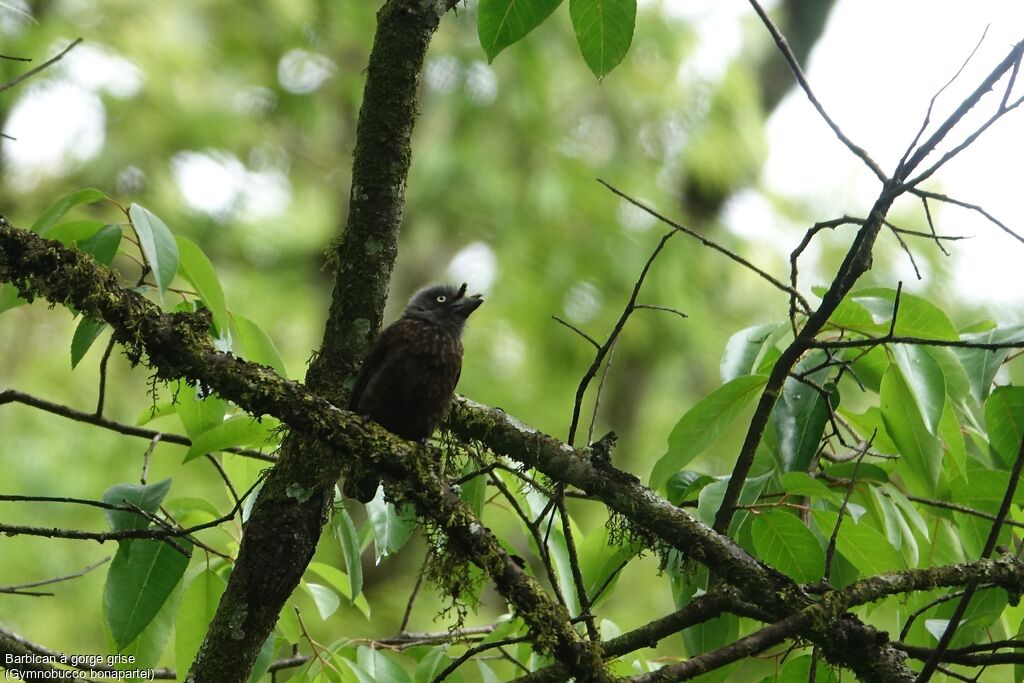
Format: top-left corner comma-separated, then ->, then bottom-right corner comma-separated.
0,557 -> 110,595
746,0 -> 886,181
601,180 -> 810,313
398,555 -> 429,634
0,389 -> 277,462
95,335 -> 117,415
551,315 -> 600,349
912,188 -> 1024,246
896,26 -> 990,174
0,38 -> 82,93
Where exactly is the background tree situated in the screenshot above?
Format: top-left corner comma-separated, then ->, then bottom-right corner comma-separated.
2,1 -> 1024,682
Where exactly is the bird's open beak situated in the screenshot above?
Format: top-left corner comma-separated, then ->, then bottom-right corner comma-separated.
453,284 -> 483,317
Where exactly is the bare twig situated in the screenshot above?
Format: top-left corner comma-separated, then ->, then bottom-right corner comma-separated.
566,229 -> 674,446
896,26 -> 990,174
0,557 -> 110,596
0,389 -> 277,462
912,188 -> 1024,246
552,315 -> 600,349
746,1 -> 886,181
0,38 -> 82,93
600,180 -> 810,313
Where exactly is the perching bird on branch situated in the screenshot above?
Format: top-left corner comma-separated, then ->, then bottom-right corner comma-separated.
344,282 -> 484,502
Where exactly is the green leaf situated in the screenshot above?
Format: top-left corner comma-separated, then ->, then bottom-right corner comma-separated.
779,472 -> 842,504
683,612 -> 738,658
881,484 -> 930,540
163,497 -> 222,528
478,0 -> 563,62
650,374 -> 768,490
249,636 -> 278,683
758,655 -> 840,683
303,582 -> 341,619
414,647 -> 451,683
183,415 -> 271,463
175,568 -> 227,679
0,284 -> 26,314
853,288 -> 958,340
569,0 -> 636,79
751,510 -> 824,583
772,351 -> 832,472
844,344 -> 888,394
366,495 -> 417,563
308,561 -> 370,618
70,317 -> 107,368
823,459 -> 890,484
78,224 -> 123,266
720,323 -> 781,383
695,472 -> 770,529
578,525 -> 640,607
666,470 -> 715,505
821,291 -> 875,330
820,287 -> 958,340
32,187 -> 107,234
232,312 -> 288,378
174,380 -> 228,440
108,578 -> 182,669
890,344 -> 945,433
880,364 -> 942,495
129,203 -> 179,298
46,219 -> 106,245
176,235 -> 229,336
137,401 -> 177,426
955,324 -> 1024,402
104,537 -> 191,650
813,510 -> 904,577
459,460 -> 487,518
102,479 -> 173,532
332,505 -> 364,601
985,386 -> 1024,469
357,646 -> 412,683
840,406 -> 899,455
275,601 -> 301,645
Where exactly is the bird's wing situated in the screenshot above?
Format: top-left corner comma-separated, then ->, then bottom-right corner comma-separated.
348,321 -> 406,410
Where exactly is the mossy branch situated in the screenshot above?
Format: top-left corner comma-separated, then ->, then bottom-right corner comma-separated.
0,219 -> 610,682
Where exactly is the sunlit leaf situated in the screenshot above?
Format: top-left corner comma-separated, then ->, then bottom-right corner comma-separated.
569,0 -> 636,79
955,324 -> 1024,402
813,510 -> 904,577
232,312 -> 288,378
183,415 -> 272,463
985,386 -> 1024,468
331,505 -> 365,601
478,0 -> 563,62
751,510 -> 824,583
129,203 -> 179,298
650,374 -> 768,490
720,322 -> 781,383
880,364 -> 942,494
104,537 -> 191,650
176,235 -> 229,336
102,479 -> 172,532
70,316 -> 107,368
32,187 -> 107,235
175,568 -> 227,679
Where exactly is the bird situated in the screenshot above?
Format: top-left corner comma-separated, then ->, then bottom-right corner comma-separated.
344,282 -> 483,502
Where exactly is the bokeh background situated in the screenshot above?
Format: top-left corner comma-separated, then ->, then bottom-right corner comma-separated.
1,0 -> 1022,678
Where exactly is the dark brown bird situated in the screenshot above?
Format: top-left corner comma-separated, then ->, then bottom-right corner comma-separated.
344,282 -> 483,502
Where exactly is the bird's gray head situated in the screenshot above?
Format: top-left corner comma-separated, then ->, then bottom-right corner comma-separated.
403,282 -> 483,333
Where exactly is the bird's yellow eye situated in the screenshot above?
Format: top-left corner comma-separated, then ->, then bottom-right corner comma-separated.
436,295 -> 447,303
